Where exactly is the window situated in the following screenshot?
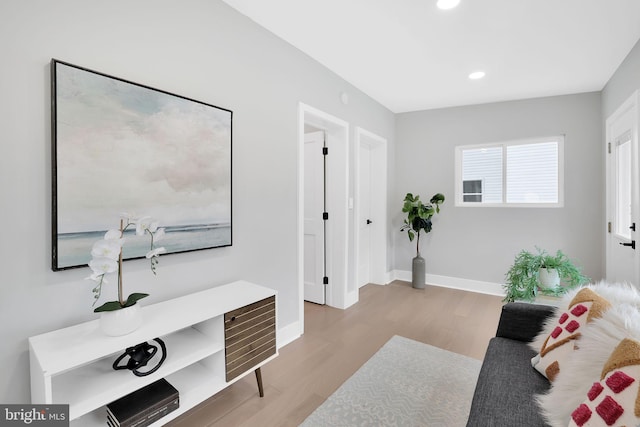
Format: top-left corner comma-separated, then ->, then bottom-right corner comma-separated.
615,131 -> 632,238
455,136 -> 564,207
462,179 -> 483,202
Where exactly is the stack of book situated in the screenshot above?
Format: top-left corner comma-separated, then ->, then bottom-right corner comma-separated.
107,378 -> 179,427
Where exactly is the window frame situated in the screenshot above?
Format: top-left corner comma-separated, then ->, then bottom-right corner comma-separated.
462,179 -> 483,202
454,136 -> 565,208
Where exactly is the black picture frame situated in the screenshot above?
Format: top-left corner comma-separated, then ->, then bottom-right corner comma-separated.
51,59 -> 232,271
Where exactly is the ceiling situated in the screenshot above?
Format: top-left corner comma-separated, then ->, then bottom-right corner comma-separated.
221,0 -> 640,113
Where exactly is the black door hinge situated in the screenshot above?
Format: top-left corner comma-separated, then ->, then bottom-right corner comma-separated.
322,147 -> 328,155
323,212 -> 329,220
323,276 -> 329,285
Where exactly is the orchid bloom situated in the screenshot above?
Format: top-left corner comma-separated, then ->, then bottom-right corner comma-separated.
89,257 -> 119,275
154,228 -> 166,242
85,271 -> 107,283
88,214 -> 165,308
146,247 -> 166,259
90,239 -> 122,261
135,216 -> 153,235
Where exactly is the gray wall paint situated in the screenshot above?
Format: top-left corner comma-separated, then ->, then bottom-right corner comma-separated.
394,93 -> 604,286
0,0 -> 394,403
602,38 -> 640,118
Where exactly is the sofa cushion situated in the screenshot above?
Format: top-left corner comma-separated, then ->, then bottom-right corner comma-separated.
495,302 -> 556,342
531,288 -> 611,381
568,338 -> 640,427
467,337 -> 551,427
537,303 -> 640,427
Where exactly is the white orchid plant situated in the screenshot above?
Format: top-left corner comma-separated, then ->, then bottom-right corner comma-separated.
86,214 -> 166,313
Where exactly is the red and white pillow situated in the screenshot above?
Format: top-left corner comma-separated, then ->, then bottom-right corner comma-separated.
533,284 -> 640,427
531,287 -> 611,381
569,338 -> 640,426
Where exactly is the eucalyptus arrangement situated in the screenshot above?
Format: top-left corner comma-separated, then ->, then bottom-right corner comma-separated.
503,248 -> 589,302
86,214 -> 166,312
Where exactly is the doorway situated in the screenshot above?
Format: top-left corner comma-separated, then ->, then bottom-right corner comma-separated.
298,103 -> 350,326
355,127 -> 388,289
303,130 -> 326,304
606,90 -> 640,286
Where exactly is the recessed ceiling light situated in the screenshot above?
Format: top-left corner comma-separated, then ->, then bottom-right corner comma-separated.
468,71 -> 486,80
437,0 -> 460,10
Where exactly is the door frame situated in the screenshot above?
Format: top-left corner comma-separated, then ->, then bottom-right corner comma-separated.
298,103 -> 350,330
354,127 -> 388,291
605,89 -> 640,285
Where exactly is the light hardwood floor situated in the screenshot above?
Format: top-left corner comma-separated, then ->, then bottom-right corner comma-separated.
168,281 -> 504,427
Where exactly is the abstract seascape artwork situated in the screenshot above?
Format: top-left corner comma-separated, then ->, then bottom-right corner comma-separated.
51,59 -> 232,270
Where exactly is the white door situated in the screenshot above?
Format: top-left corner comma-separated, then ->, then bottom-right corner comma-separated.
304,131 -> 326,304
606,91 -> 640,286
358,144 -> 372,287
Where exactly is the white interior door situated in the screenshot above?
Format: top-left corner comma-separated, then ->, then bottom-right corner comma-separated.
358,144 -> 372,288
304,131 -> 326,304
606,91 -> 640,286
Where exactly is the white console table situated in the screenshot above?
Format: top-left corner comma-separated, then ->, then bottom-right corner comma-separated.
29,281 -> 277,426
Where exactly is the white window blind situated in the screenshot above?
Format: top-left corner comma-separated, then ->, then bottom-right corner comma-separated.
506,142 -> 558,203
462,147 -> 502,203
456,136 -> 563,207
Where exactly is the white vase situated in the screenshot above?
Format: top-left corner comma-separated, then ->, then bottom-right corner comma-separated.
538,267 -> 560,290
100,303 -> 143,336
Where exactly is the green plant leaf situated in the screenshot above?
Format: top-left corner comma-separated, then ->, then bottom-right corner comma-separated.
430,193 -> 445,204
124,293 -> 149,307
93,293 -> 149,312
502,247 -> 590,302
93,301 -> 125,313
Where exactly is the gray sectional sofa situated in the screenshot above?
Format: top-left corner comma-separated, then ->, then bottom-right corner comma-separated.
466,302 -> 557,427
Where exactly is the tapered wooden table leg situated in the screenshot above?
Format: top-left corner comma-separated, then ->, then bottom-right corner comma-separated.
255,368 -> 265,397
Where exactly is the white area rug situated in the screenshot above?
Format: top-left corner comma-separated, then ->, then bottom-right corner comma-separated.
300,335 -> 481,427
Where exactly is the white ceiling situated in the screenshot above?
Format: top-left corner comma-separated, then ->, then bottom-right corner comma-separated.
221,0 -> 640,113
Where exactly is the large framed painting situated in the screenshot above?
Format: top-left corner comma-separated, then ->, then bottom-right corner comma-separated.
51,59 -> 232,270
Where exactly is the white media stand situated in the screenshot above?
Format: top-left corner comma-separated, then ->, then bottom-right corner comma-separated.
29,281 -> 278,426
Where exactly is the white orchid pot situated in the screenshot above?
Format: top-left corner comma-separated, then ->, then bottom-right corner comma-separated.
538,267 -> 560,290
100,303 -> 143,336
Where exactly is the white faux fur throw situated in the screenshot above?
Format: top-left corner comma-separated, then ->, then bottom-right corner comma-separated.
530,282 -> 640,354
536,292 -> 640,427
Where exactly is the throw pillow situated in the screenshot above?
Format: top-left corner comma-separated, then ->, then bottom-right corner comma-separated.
530,282 -> 639,354
537,303 -> 640,427
531,287 -> 611,381
568,338 -> 640,426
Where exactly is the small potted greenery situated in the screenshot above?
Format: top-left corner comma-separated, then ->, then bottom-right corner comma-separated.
400,192 -> 445,289
503,247 -> 589,302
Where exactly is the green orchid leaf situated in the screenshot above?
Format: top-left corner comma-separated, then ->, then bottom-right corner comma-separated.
93,301 -> 125,313
124,293 -> 149,307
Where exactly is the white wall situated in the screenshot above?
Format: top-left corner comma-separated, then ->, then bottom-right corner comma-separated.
0,0 -> 395,404
393,93 -> 604,287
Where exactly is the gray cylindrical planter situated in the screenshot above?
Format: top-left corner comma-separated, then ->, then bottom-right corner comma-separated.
412,255 -> 425,289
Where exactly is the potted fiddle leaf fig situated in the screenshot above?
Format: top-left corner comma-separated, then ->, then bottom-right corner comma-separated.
503,247 -> 589,303
400,192 -> 445,289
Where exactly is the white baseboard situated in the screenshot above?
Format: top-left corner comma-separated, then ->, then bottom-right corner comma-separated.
277,320 -> 302,349
389,270 -> 505,297
281,273 -> 504,350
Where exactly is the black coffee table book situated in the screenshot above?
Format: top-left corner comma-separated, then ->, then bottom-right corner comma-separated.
106,378 -> 179,427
